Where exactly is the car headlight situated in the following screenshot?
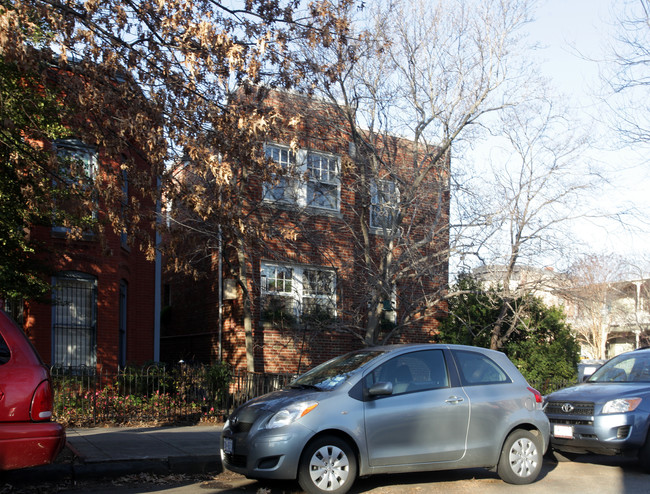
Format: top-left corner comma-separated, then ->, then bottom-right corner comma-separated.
602,398 -> 642,414
265,401 -> 319,429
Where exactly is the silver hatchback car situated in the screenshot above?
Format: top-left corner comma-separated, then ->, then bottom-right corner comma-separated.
220,344 -> 549,494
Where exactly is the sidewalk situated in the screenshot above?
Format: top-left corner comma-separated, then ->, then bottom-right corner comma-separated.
4,425 -> 224,483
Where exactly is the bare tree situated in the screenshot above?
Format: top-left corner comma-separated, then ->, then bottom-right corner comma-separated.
563,254 -> 632,359
467,99 -> 604,350
297,0 -> 539,345
603,0 -> 650,145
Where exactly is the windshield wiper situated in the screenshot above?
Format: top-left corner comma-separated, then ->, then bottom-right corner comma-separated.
289,383 -> 322,391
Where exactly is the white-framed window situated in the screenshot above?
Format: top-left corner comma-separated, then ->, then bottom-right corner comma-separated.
51,271 -> 97,368
260,262 -> 336,324
307,152 -> 339,210
264,144 -> 298,203
52,139 -> 98,234
264,144 -> 340,212
55,139 -> 98,179
370,179 -> 400,230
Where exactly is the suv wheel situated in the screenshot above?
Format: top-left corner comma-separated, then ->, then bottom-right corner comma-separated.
497,429 -> 543,484
298,435 -> 357,494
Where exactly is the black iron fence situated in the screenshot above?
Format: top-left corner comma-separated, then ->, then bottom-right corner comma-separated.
528,379 -> 578,396
51,364 -> 296,427
51,364 -> 577,428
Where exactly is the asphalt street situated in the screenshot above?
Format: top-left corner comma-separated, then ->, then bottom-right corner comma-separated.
2,426 -> 649,494
47,455 -> 650,494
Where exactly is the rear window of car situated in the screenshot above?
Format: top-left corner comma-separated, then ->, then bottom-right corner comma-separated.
454,350 -> 511,386
0,333 -> 10,365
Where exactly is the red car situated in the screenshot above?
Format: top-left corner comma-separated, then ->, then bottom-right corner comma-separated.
0,310 -> 65,470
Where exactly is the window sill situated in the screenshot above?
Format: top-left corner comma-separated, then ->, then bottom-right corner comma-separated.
369,226 -> 401,236
262,201 -> 343,219
261,320 -> 337,331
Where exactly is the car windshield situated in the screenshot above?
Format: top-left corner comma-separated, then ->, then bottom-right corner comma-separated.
291,350 -> 384,390
588,352 -> 650,383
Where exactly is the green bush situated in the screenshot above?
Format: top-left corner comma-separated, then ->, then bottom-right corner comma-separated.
439,273 -> 580,383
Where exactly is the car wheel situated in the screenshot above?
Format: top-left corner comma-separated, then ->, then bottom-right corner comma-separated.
638,433 -> 650,472
497,429 -> 543,485
298,435 -> 357,494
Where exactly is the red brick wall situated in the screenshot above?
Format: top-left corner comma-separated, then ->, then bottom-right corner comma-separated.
24,163 -> 156,374
162,91 -> 449,374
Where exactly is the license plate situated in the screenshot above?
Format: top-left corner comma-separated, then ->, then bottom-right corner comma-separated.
553,424 -> 574,439
223,437 -> 234,454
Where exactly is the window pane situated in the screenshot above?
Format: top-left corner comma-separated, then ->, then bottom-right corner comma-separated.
308,153 -> 338,182
307,153 -> 339,210
0,333 -> 10,365
265,145 -> 297,203
302,297 -> 335,319
307,182 -> 338,209
303,269 -> 334,296
262,265 -> 293,294
371,180 -> 399,229
266,145 -> 295,168
268,176 -> 289,201
454,351 -> 510,385
365,350 -> 449,395
52,274 -> 97,368
301,269 -> 336,322
262,295 -> 297,325
56,140 -> 97,181
53,140 -> 98,233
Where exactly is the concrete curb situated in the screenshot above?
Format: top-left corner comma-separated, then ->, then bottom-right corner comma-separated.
3,455 -> 222,484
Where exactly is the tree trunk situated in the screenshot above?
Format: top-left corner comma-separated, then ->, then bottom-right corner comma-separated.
365,299 -> 383,346
236,239 -> 255,372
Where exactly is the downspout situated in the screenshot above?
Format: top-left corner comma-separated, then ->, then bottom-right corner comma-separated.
154,176 -> 161,362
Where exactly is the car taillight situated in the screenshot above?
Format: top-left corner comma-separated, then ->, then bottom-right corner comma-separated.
527,386 -> 543,404
30,380 -> 54,421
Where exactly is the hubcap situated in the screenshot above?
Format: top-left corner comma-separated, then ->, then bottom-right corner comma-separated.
308,445 -> 350,491
509,437 -> 538,478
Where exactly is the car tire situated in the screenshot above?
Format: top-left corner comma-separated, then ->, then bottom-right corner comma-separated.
638,432 -> 650,473
298,435 -> 357,494
497,429 -> 543,485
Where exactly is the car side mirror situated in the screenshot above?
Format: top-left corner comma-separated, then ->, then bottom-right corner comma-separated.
368,382 -> 393,396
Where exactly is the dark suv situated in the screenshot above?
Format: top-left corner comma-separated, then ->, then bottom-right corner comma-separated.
545,348 -> 650,469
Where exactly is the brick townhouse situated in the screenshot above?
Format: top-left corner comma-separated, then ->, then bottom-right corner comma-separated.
162,90 -> 450,374
5,95 -> 160,374
15,141 -> 160,374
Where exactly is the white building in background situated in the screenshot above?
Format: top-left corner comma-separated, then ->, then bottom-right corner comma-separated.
472,265 -> 650,359
472,265 -> 568,308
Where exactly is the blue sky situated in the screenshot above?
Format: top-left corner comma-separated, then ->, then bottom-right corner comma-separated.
520,0 -> 648,261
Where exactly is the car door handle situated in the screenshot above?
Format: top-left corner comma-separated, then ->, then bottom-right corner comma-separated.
445,396 -> 464,404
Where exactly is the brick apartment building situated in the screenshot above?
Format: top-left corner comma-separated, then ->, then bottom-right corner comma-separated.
162,91 -> 450,374
9,141 -> 160,374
